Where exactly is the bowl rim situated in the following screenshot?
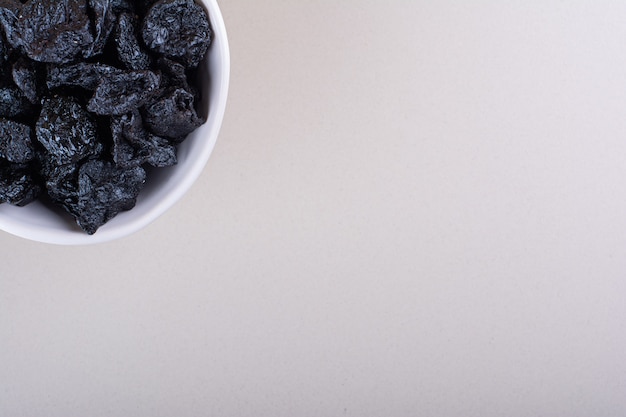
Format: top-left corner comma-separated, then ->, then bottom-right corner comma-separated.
0,0 -> 230,245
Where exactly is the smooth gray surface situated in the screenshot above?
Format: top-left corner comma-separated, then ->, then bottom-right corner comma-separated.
2,1 -> 626,416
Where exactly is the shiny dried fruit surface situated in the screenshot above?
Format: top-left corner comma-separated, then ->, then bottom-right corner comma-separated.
47,63 -> 123,91
0,118 -> 34,163
86,0 -> 117,58
87,70 -> 161,115
12,57 -> 42,104
0,0 -> 212,234
143,87 -> 203,141
43,161 -> 79,213
36,96 -> 101,165
115,13 -> 153,71
0,0 -> 94,64
73,160 -> 146,234
111,110 -> 176,168
0,161 -> 40,206
142,0 -> 211,68
0,86 -> 32,118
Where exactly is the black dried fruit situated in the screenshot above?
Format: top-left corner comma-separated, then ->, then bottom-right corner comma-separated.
142,0 -> 211,68
87,70 -> 161,115
0,119 -> 33,163
143,87 -> 202,141
157,56 -> 193,93
114,108 -> 145,143
110,111 -> 146,167
144,135 -> 176,167
0,161 -> 40,206
12,57 -> 42,104
0,86 -> 32,118
0,0 -> 94,64
36,96 -> 102,165
47,62 -> 123,91
111,130 -> 140,168
115,12 -> 152,71
86,0 -> 117,58
0,0 -> 212,234
0,0 -> 20,19
111,110 -> 176,168
73,160 -> 146,234
42,161 -> 78,208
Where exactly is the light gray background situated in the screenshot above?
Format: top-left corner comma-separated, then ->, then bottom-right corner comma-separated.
2,1 -> 626,416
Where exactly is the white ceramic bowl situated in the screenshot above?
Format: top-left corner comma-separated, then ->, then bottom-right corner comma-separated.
0,0 -> 230,245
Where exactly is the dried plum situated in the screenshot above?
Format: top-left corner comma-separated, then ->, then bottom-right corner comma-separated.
0,0 -> 212,234
0,0 -> 20,12
42,160 -> 79,211
36,96 -> 102,165
111,110 -> 176,168
12,56 -> 42,104
110,112 -> 146,167
114,108 -> 145,143
73,160 -> 146,234
86,0 -> 117,58
115,12 -> 152,71
47,62 -> 123,91
87,70 -> 161,115
0,0 -> 94,64
111,131 -> 140,168
0,119 -> 33,163
0,86 -> 32,118
144,135 -> 176,167
142,0 -> 211,68
157,56 -> 193,92
143,87 -> 202,141
0,161 -> 40,206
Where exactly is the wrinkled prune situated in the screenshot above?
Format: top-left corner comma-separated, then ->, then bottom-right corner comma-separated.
86,0 -> 117,58
0,0 -> 94,64
87,70 -> 160,115
0,119 -> 33,163
111,130 -> 141,168
0,86 -> 32,118
111,110 -> 176,168
12,57 -> 42,104
115,13 -> 152,71
73,160 -> 146,234
42,160 -> 79,212
0,161 -> 40,206
110,111 -> 147,167
143,87 -> 202,141
36,96 -> 102,165
47,62 -> 123,91
0,0 -> 20,18
0,0 -> 213,234
142,0 -> 211,68
157,56 -> 193,93
144,135 -> 176,167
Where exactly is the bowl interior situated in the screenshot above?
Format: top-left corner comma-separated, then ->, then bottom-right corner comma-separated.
0,0 -> 230,245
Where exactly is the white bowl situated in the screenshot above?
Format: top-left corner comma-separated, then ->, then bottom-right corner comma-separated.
0,0 -> 230,245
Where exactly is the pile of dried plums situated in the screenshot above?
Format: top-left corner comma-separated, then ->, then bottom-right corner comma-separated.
0,0 -> 211,234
